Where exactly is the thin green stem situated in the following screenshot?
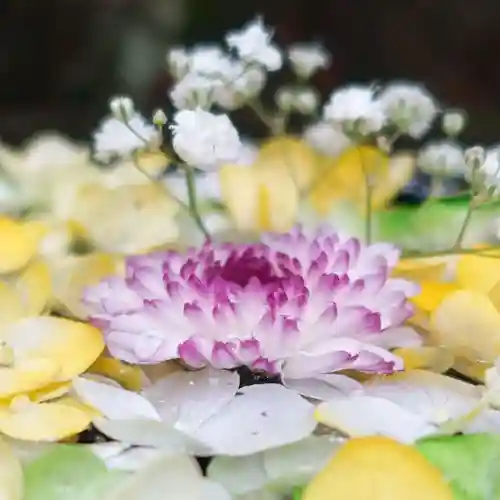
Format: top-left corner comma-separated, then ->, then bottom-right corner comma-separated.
184,166 -> 210,240
402,247 -> 500,260
452,202 -> 475,250
131,154 -> 189,212
247,99 -> 282,135
357,147 -> 373,245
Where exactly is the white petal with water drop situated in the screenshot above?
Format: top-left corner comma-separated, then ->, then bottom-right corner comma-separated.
192,384 -> 316,456
143,368 -> 239,432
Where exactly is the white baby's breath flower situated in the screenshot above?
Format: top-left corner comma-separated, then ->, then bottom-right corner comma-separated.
213,65 -> 267,110
170,73 -> 223,110
93,114 -> 158,162
171,108 -> 242,170
378,82 -> 438,138
276,87 -> 319,114
417,141 -> 466,177
303,121 -> 352,157
166,47 -> 190,79
288,43 -> 331,79
187,45 -> 234,78
323,85 -> 386,136
226,17 -> 282,71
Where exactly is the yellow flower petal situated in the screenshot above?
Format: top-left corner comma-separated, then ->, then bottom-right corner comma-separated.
89,356 -> 144,392
303,436 -> 453,500
0,437 -> 23,500
0,398 -> 92,441
25,382 -> 72,403
71,184 -> 180,254
0,282 -> 25,325
393,259 -> 449,282
412,281 -> 459,312
456,254 -> 500,293
255,136 -> 320,190
52,253 -> 123,319
430,290 -> 500,363
393,347 -> 454,373
309,147 -> 413,215
15,260 -> 52,316
2,316 -> 105,382
452,357 -> 491,383
0,217 -> 37,273
219,164 -> 298,233
0,358 -> 59,399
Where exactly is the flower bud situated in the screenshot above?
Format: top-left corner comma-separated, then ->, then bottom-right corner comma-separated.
464,145 -> 486,171
109,96 -> 135,122
442,109 -> 467,137
275,88 -> 295,113
152,109 -> 168,127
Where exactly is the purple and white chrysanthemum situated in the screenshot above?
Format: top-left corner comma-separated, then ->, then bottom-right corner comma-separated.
84,227 -> 421,382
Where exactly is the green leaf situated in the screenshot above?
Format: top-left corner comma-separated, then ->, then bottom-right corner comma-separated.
293,486 -> 304,500
416,433 -> 500,500
23,445 -> 126,500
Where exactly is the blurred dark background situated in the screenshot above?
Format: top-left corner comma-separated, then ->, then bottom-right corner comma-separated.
1,0 -> 500,145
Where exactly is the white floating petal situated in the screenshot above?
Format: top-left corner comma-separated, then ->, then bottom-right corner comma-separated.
315,395 -> 435,443
193,384 -> 316,456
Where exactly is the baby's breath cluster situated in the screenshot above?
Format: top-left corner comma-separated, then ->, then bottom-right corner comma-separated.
90,15 -> 500,247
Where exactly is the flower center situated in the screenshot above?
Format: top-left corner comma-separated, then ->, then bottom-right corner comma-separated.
210,252 -> 281,288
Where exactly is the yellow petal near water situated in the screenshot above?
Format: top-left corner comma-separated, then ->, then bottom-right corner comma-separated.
0,397 -> 93,441
303,436 -> 453,500
430,290 -> 500,363
0,217 -> 37,273
2,316 -> 105,382
0,437 -> 23,500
